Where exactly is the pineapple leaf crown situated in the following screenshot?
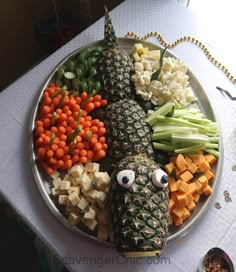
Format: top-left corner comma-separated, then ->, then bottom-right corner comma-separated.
104,6 -> 119,49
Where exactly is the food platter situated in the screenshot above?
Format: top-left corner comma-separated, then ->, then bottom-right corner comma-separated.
29,37 -> 223,248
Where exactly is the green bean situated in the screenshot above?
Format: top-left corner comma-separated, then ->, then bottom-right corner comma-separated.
89,67 -> 97,78
88,80 -> 95,92
56,67 -> 64,79
94,81 -> 101,92
75,68 -> 83,79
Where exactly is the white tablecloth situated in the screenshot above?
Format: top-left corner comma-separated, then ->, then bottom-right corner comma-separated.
1,0 -> 236,271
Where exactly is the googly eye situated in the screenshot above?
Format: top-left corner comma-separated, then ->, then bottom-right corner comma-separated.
152,169 -> 169,188
117,170 -> 135,188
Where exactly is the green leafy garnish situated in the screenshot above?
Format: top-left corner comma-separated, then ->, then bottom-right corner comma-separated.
151,47 -> 167,81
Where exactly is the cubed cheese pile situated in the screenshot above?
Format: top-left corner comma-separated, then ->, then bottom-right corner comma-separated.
131,43 -> 196,108
165,153 -> 216,227
50,162 -> 113,241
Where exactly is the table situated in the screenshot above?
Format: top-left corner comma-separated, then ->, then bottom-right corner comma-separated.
1,0 -> 236,271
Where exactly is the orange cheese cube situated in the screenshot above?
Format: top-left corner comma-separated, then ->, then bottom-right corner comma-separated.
169,199 -> 176,212
183,208 -> 191,220
170,192 -> 178,202
165,162 -> 175,175
193,193 -> 200,203
178,181 -> 190,193
176,193 -> 188,207
198,175 -> 208,186
187,200 -> 196,211
169,214 -> 174,225
198,160 -> 210,171
176,154 -> 187,173
191,154 -> 205,166
202,184 -> 213,196
187,162 -> 198,174
205,154 -> 217,165
205,169 -> 215,181
176,179 -> 182,190
195,180 -> 203,193
168,177 -> 177,192
179,170 -> 193,183
173,215 -> 183,226
174,216 -> 183,226
172,206 -> 186,218
185,191 -> 194,205
185,156 -> 192,164
189,183 -> 197,195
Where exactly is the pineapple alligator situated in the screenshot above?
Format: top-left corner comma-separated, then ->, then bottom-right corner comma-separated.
97,7 -> 169,257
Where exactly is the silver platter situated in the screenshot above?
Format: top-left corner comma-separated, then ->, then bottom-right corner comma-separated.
29,38 -> 223,248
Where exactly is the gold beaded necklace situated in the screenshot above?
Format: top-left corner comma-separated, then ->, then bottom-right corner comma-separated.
125,31 -> 236,84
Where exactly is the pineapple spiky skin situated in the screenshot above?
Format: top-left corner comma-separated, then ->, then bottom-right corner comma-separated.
98,7 -> 169,257
97,7 -> 133,102
105,98 -> 154,161
109,155 -> 169,255
98,49 -> 133,102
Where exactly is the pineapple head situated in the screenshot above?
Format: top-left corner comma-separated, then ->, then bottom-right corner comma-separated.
108,155 -> 169,257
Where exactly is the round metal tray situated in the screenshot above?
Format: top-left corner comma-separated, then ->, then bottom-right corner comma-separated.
29,38 -> 223,248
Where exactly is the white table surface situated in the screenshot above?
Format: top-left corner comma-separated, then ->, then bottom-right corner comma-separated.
1,0 -> 236,271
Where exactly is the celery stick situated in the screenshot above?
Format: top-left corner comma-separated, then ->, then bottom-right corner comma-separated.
152,129 -> 193,141
156,116 -> 207,130
153,125 -> 198,134
204,148 -> 219,157
181,115 -> 212,124
205,143 -> 218,149
153,142 -> 176,151
208,136 -> 219,142
146,102 -> 174,126
172,134 -> 209,144
175,144 -> 205,154
152,132 -> 172,141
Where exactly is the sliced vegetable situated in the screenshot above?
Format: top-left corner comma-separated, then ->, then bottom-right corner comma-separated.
147,104 -> 219,156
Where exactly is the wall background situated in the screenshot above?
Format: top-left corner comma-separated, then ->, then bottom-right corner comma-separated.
0,0 -> 123,91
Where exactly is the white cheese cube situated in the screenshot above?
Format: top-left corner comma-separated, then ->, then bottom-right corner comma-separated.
58,195 -> 68,205
84,207 -> 96,220
148,50 -> 160,59
134,62 -> 144,72
83,219 -> 98,231
68,186 -> 80,196
79,173 -> 92,191
94,172 -> 110,189
86,189 -> 98,204
51,188 -> 59,196
71,177 -> 80,186
68,192 -> 80,206
132,52 -> 140,62
63,174 -> 73,182
52,177 -> 62,189
69,164 -> 84,177
59,180 -> 71,190
68,212 -> 80,225
50,170 -> 60,179
95,191 -> 107,203
132,43 -> 143,54
97,224 -> 108,241
77,197 -> 89,210
84,162 -> 100,173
